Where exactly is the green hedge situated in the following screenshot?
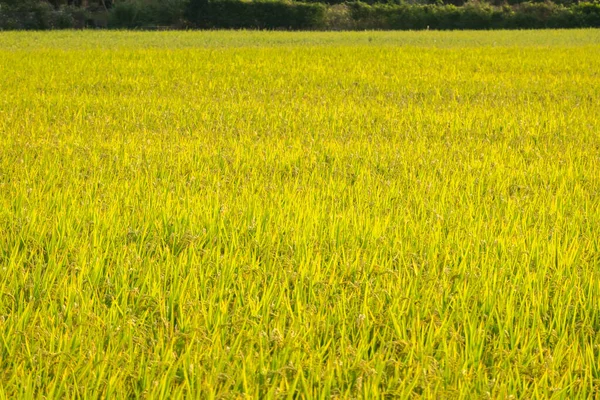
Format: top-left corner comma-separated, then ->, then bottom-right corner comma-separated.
185,0 -> 326,29
347,1 -> 600,29
108,0 -> 186,28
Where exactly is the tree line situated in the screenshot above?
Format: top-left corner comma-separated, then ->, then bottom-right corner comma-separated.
1,0 -> 599,30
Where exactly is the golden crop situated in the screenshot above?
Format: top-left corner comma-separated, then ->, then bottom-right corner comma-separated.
1,30 -> 599,398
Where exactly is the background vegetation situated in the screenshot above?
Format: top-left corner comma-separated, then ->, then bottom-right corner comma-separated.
1,30 -> 600,398
0,0 -> 599,29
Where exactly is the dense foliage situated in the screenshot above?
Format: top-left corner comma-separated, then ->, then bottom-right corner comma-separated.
348,2 -> 600,29
0,0 -> 599,29
186,0 -> 326,29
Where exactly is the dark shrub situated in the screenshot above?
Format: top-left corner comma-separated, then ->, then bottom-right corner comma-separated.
108,0 -> 185,28
572,2 -> 600,26
186,0 -> 326,30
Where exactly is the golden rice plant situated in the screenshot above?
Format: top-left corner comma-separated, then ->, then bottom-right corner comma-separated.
0,30 -> 599,398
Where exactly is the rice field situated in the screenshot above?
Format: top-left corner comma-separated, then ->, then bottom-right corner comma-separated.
1,30 -> 600,398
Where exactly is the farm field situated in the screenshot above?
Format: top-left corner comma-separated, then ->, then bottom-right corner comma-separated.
1,30 -> 600,398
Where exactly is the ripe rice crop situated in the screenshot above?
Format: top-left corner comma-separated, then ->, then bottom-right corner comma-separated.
1,30 -> 599,398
